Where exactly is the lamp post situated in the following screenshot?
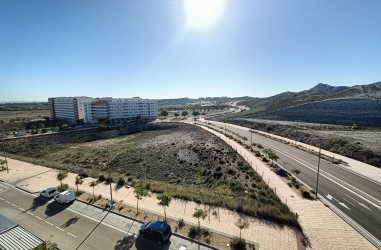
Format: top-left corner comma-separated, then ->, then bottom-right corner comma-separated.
101,147 -> 113,207
315,146 -> 321,199
250,130 -> 252,146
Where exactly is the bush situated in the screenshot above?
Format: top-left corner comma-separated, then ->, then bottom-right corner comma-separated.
301,190 -> 312,199
177,218 -> 185,229
75,190 -> 84,197
98,175 -> 106,182
188,226 -> 201,239
117,177 -> 125,186
57,183 -> 68,192
230,237 -> 246,250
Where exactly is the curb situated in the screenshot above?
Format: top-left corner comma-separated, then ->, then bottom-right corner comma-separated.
12,183 -> 220,250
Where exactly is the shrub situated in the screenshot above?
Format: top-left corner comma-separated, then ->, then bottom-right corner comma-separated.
98,175 -> 106,182
301,190 -> 312,199
188,226 -> 201,239
117,177 -> 125,186
75,190 -> 84,197
57,183 -> 68,192
98,194 -> 102,200
177,218 -> 185,229
230,237 -> 246,250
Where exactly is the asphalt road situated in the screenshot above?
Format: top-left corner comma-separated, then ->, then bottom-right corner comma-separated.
0,182 -> 214,250
206,120 -> 381,247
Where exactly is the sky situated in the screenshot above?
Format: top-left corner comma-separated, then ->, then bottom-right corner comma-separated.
1,0 -> 380,102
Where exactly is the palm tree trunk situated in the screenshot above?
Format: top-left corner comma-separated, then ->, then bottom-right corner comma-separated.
137,200 -> 139,214
164,207 -> 166,221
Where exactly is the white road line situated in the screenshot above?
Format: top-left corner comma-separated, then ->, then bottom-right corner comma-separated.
45,221 -> 53,226
342,197 -> 355,207
11,204 -> 18,207
5,201 -> 10,204
35,216 -> 43,220
0,198 -> 4,200
27,212 -> 34,216
67,232 -> 77,238
55,226 -> 64,232
19,207 -> 25,211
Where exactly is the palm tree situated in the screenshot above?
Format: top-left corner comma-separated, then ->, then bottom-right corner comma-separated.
193,208 -> 207,229
157,192 -> 172,221
133,183 -> 150,214
89,180 -> 98,199
57,171 -> 67,189
75,176 -> 83,193
235,217 -> 250,239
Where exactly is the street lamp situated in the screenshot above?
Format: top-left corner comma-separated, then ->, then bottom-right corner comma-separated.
315,145 -> 321,199
101,147 -> 114,207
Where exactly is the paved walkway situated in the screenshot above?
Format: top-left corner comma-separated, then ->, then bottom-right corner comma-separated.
0,122 -> 377,250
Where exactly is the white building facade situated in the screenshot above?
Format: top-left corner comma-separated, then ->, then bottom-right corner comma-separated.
49,97 -> 93,122
49,96 -> 157,123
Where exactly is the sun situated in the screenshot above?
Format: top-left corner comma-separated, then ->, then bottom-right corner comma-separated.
185,0 -> 225,29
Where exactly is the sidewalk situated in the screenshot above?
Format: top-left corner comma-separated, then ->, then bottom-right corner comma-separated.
0,158 -> 298,250
199,122 -> 376,250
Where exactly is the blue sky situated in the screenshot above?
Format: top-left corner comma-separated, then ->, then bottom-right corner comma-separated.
1,0 -> 380,102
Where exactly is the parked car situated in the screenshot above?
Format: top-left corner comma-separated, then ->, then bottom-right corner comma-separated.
139,220 -> 172,245
54,190 -> 76,204
40,187 -> 58,198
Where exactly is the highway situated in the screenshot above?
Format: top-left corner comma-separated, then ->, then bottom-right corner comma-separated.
0,182 -> 213,250
205,120 -> 381,248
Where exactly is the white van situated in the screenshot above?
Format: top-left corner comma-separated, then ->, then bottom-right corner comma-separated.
54,190 -> 76,204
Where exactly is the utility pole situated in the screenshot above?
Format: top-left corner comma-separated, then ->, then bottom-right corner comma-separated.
315,146 -> 321,199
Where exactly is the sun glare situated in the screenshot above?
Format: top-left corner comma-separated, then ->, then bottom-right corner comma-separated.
185,0 -> 225,28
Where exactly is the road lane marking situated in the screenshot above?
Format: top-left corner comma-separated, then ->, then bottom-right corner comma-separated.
0,198 -> 3,200
27,212 -> 34,215
5,201 -> 10,204
45,221 -> 53,226
67,232 -> 77,238
19,207 -> 25,211
35,216 -> 43,220
11,203 -> 18,207
342,197 -> 355,207
55,226 -> 64,232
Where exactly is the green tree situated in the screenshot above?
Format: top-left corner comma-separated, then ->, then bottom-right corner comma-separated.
157,192 -> 172,221
89,180 -> 98,199
57,171 -> 68,188
159,110 -> 169,118
181,110 -> 188,117
133,183 -> 150,214
193,208 -> 207,228
235,217 -> 250,239
174,112 -> 179,118
75,176 -> 83,193
192,111 -> 200,117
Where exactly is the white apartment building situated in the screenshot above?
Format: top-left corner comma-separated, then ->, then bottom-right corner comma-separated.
49,97 -> 93,122
84,97 -> 158,123
49,96 -> 157,123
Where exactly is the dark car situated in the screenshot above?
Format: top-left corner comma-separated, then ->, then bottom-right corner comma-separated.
139,220 -> 172,244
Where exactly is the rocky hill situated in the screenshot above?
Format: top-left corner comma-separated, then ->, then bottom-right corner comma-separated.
237,81 -> 381,127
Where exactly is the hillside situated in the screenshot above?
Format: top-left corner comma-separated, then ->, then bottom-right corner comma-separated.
236,81 -> 381,127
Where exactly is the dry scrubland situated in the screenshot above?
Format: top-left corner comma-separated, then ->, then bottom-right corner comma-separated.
4,123 -> 298,227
